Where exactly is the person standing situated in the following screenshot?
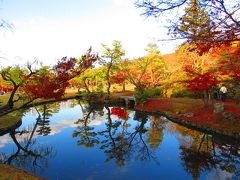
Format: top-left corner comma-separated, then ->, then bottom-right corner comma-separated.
220,84 -> 227,102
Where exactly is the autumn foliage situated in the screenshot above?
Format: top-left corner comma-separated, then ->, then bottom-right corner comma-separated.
111,107 -> 128,119
215,44 -> 240,80
110,72 -> 125,84
0,85 -> 14,92
23,75 -> 68,99
183,68 -> 218,93
23,49 -> 98,101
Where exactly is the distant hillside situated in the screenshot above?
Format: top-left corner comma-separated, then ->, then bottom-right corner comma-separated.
162,53 -> 177,66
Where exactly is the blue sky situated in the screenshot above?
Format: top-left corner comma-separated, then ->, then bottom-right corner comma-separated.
1,0 -> 111,20
0,0 -> 182,66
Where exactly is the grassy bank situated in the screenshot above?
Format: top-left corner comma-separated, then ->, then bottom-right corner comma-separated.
0,163 -> 43,180
0,111 -> 22,130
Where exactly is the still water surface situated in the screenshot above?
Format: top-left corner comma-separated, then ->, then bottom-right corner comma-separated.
0,100 -> 239,180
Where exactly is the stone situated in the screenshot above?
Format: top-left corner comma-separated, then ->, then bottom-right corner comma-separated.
183,112 -> 194,117
214,102 -> 224,114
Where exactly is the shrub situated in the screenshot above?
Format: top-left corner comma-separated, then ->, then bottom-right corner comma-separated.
171,89 -> 202,98
145,88 -> 162,97
135,88 -> 162,104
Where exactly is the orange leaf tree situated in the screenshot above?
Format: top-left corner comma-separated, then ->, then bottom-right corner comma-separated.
122,43 -> 167,93
213,42 -> 240,99
176,43 -> 219,105
216,44 -> 240,81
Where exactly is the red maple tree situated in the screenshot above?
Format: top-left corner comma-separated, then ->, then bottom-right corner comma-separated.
23,49 -> 98,101
109,72 -> 125,84
182,64 -> 218,106
184,71 -> 218,93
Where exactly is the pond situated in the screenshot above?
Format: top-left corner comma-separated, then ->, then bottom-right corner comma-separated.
0,99 -> 239,180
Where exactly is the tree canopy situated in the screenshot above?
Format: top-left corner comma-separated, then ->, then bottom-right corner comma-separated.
135,0 -> 240,43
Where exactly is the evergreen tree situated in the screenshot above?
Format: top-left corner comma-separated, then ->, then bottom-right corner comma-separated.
174,0 -> 215,42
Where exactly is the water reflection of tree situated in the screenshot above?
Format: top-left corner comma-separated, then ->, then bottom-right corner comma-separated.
34,102 -> 60,136
72,104 -> 167,167
147,116 -> 165,150
97,109 -> 161,166
130,111 -> 151,162
98,106 -> 128,166
180,144 -> 217,180
213,137 -> 240,179
36,105 -> 52,136
175,125 -> 240,180
0,113 -> 55,174
72,101 -> 103,148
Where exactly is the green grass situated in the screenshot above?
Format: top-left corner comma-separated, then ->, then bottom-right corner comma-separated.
0,111 -> 22,130
0,90 -> 78,107
0,94 -> 24,130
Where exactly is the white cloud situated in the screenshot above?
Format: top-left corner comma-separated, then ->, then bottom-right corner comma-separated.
0,117 -> 106,148
206,168 -> 233,180
0,136 -> 10,148
49,118 -> 105,135
0,0 -> 178,67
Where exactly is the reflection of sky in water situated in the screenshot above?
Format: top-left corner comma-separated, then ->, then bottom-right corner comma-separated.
0,100 -> 239,180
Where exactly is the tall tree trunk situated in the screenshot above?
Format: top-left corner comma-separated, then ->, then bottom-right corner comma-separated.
106,64 -> 112,98
107,78 -> 111,97
7,85 -> 19,109
122,82 -> 125,92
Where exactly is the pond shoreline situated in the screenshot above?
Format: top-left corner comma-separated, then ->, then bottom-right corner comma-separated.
0,95 -> 78,116
135,108 -> 240,142
1,96 -> 239,142
0,95 -> 79,131
95,96 -> 240,141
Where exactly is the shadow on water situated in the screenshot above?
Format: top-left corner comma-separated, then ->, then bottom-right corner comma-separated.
0,99 -> 239,179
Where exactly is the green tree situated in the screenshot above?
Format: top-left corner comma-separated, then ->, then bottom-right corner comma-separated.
145,42 -> 161,54
100,40 -> 125,97
0,63 -> 37,109
175,0 -> 214,42
70,66 -> 106,94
